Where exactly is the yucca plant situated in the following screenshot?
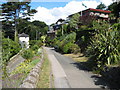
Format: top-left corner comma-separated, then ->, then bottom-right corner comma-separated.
86,22 -> 120,72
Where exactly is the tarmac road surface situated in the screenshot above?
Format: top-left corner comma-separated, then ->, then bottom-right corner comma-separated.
44,47 -> 100,88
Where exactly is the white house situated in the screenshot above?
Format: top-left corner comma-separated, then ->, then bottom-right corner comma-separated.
18,33 -> 29,48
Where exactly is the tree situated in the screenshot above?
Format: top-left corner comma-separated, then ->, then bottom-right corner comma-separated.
56,19 -> 65,35
1,1 -> 37,41
108,2 -> 120,22
96,3 -> 106,10
17,20 -> 48,40
69,13 -> 80,32
32,20 -> 48,36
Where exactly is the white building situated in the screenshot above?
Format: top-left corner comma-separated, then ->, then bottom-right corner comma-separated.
18,33 -> 29,48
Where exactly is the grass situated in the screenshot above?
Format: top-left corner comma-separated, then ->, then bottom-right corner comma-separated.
29,59 -> 40,66
64,53 -> 88,62
36,49 -> 51,88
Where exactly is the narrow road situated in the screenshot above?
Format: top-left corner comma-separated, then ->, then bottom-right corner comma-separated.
44,47 -> 70,88
45,47 -> 100,88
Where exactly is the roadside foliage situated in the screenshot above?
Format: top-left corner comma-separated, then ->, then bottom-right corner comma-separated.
86,22 -> 120,72
2,38 -> 20,63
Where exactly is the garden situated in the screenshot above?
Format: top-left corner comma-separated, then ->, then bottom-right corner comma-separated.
2,39 -> 43,88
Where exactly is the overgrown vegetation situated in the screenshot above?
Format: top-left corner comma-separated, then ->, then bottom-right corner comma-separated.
86,22 -> 120,72
11,59 -> 40,76
21,40 -> 43,60
51,32 -> 80,54
2,37 -> 43,88
37,49 -> 51,88
21,49 -> 34,59
2,38 -> 21,63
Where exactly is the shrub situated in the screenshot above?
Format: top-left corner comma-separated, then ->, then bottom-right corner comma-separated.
63,43 -> 80,54
29,40 -> 37,47
63,43 -> 71,53
31,45 -> 39,51
86,23 -> 120,72
36,40 -> 43,47
70,43 -> 80,54
29,40 -> 43,48
58,32 -> 77,52
62,32 -> 76,44
52,32 -> 79,53
2,38 -> 20,62
21,49 -> 34,59
45,37 -> 53,47
53,38 -> 61,50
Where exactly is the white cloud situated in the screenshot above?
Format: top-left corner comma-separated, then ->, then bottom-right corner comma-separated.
31,0 -> 101,25
100,0 -> 113,6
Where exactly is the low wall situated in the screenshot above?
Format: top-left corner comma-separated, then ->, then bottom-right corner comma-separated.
19,49 -> 44,88
9,50 -> 23,61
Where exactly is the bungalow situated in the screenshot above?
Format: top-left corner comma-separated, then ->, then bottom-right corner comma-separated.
68,8 -> 111,21
80,8 -> 111,20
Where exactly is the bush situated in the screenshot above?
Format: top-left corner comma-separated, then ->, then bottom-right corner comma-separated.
29,40 -> 43,48
86,22 -> 120,72
70,43 -> 80,54
29,40 -> 37,47
45,37 -> 53,47
62,32 -> 76,44
36,40 -> 43,47
52,32 -> 80,54
21,49 -> 34,59
63,43 -> 80,54
11,59 -> 40,75
31,45 -> 39,51
2,38 -> 21,62
63,43 -> 71,53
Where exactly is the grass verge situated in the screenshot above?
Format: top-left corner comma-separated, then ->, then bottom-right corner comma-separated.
64,53 -> 88,62
36,49 -> 51,88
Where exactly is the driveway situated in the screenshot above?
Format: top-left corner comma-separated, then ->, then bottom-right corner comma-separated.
45,47 -> 100,88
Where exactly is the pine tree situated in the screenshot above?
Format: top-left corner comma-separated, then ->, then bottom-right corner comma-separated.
1,1 -> 37,42
96,2 -> 106,10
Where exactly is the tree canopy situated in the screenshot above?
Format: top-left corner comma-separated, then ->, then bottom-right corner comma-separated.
96,2 -> 106,10
108,2 -> 120,20
2,1 -> 37,41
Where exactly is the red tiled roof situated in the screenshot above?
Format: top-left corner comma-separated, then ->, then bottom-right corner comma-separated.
68,8 -> 111,18
89,8 -> 111,13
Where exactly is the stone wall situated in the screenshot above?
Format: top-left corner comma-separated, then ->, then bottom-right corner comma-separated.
19,51 -> 44,88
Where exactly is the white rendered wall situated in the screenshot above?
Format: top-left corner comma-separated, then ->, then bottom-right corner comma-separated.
19,37 -> 29,48
90,12 -> 108,18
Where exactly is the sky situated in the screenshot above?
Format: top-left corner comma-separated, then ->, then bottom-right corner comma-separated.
1,0 -> 113,25
29,0 -> 113,25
